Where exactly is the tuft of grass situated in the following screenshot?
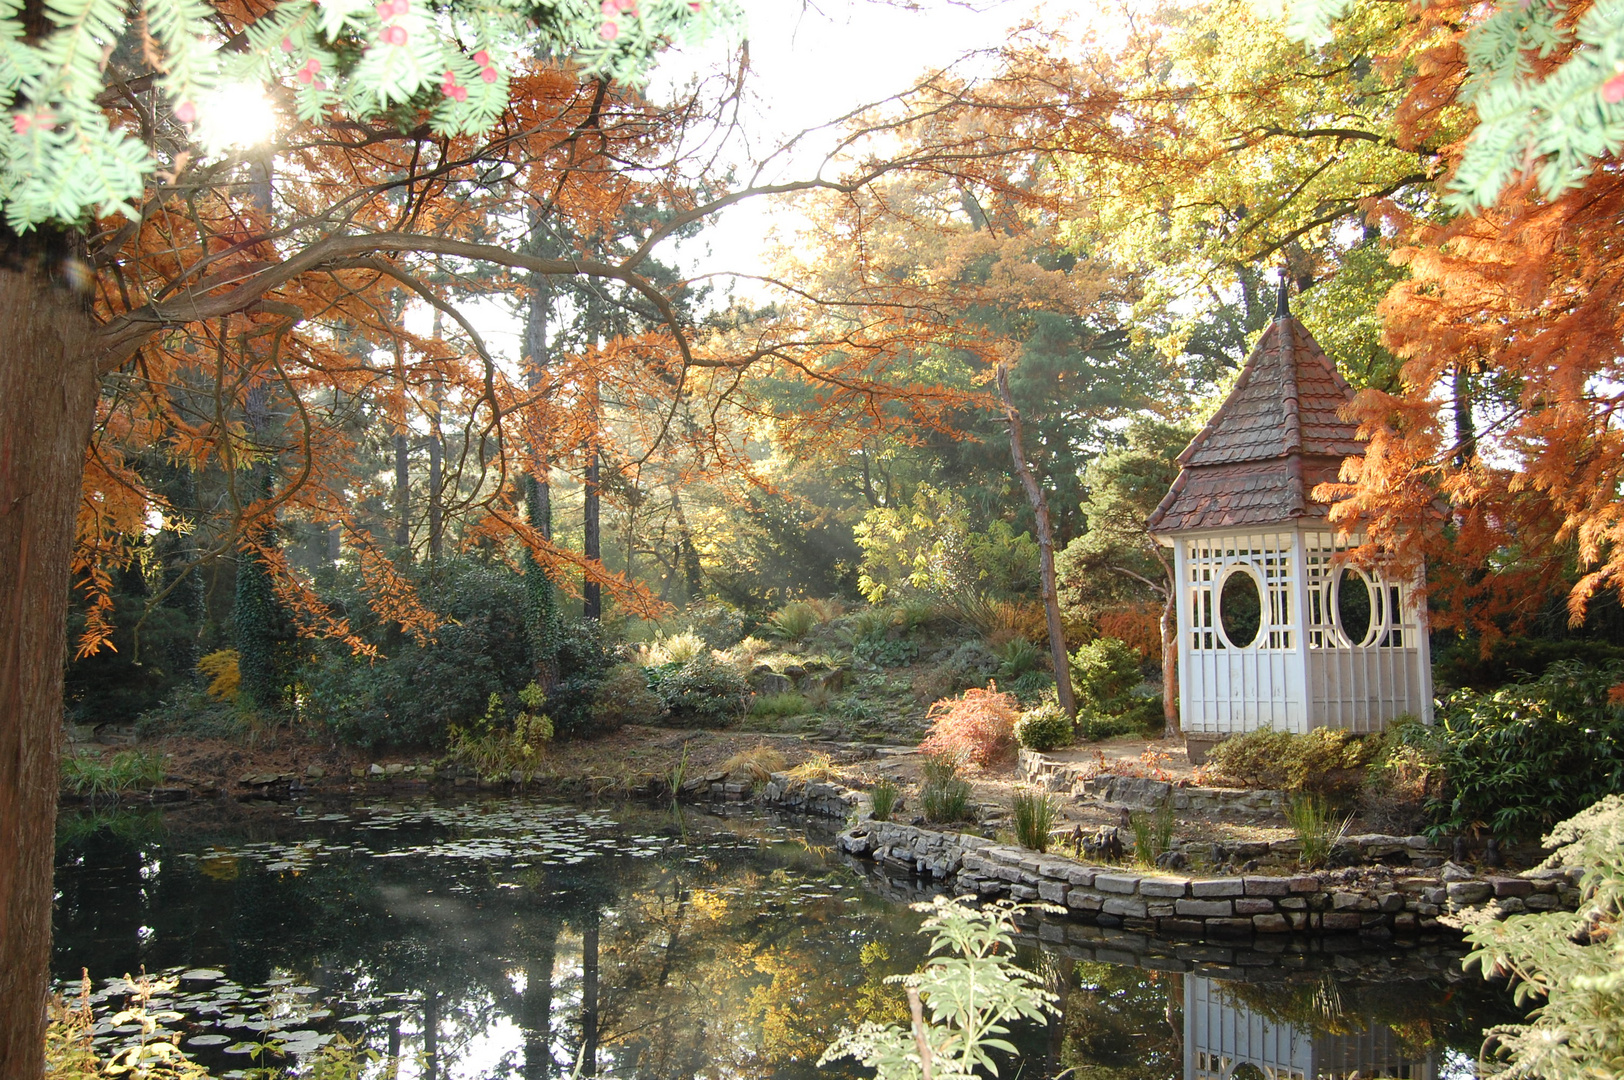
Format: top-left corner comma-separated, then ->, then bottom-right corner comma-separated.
1129,803 -> 1176,868
1011,787 -> 1059,852
870,778 -> 901,821
750,691 -> 809,719
722,744 -> 788,786
60,750 -> 166,798
668,743 -> 690,798
649,631 -> 708,666
920,752 -> 975,823
789,751 -> 838,782
1286,793 -> 1354,867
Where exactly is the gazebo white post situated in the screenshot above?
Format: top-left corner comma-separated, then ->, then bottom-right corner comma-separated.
1170,536 -> 1195,739
1288,526 -> 1315,734
1414,564 -> 1436,724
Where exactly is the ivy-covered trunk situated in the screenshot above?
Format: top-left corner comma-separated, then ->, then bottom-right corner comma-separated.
0,259 -> 98,1079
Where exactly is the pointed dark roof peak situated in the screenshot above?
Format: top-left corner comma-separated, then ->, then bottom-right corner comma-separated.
1275,272 -> 1291,319
1148,316 -> 1364,535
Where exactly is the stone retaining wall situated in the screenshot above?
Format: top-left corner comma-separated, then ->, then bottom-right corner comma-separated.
833,819 -> 1581,940
1020,749 -> 1287,817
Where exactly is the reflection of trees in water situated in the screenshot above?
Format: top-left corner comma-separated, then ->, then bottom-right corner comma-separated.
54,805 -> 1525,1080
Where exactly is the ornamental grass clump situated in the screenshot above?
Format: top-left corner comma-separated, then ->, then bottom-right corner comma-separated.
919,686 -> 1018,767
920,752 -> 975,823
1286,792 -> 1353,868
870,778 -> 901,822
1129,803 -> 1175,868
60,750 -> 166,798
1012,787 -> 1059,852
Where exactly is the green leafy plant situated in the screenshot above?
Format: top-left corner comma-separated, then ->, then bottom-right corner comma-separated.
1069,637 -> 1159,735
992,636 -> 1043,681
445,685 -> 553,783
60,750 -> 166,798
1461,795 -> 1624,1080
820,896 -> 1057,1080
47,972 -> 206,1080
668,742 -> 690,798
1129,803 -> 1175,868
1285,793 -> 1353,868
767,601 -> 819,641
1013,698 -> 1073,751
870,778 -> 901,821
1425,660 -> 1624,839
1011,788 -> 1059,852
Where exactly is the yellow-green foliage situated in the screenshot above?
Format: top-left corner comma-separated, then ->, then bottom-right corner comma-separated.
446,684 -> 553,782
648,631 -> 708,666
48,973 -> 207,1080
1464,796 -> 1624,1080
196,649 -> 241,702
750,691 -> 808,719
1206,726 -> 1380,801
768,601 -> 820,641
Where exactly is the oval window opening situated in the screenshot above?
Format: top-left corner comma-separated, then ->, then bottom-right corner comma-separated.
1233,1066 -> 1266,1080
1218,569 -> 1262,648
1335,568 -> 1373,645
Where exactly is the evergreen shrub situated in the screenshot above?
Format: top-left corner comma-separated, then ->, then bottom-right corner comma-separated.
1014,698 -> 1073,751
589,663 -> 666,730
649,655 -> 751,728
1427,660 -> 1624,839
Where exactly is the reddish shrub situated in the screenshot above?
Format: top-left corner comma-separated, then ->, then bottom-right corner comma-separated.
919,685 -> 1019,768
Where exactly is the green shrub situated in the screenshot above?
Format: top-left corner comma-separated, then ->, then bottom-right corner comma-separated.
537,617 -> 617,739
1427,660 -> 1624,839
767,601 -> 819,642
751,691 -> 809,718
134,692 -> 245,740
1205,726 -> 1381,803
590,663 -> 666,730
300,561 -> 533,748
1007,669 -> 1055,705
678,602 -> 751,650
944,640 -> 1000,689
1012,788 -> 1059,852
650,654 -> 751,728
870,778 -> 900,822
1069,636 -> 1160,734
853,635 -> 919,668
1014,698 -> 1073,751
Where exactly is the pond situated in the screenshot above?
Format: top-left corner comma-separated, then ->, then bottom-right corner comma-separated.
54,797 -> 1525,1079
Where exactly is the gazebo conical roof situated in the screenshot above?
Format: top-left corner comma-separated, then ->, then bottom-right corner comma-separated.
1148,288 -> 1363,535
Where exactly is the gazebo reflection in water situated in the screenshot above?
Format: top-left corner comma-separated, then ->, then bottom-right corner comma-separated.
1185,974 -> 1436,1080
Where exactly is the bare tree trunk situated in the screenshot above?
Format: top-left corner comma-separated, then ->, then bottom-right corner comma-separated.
581,911 -> 600,1078
994,364 -> 1077,717
670,485 -> 702,602
1161,587 -> 1181,738
428,310 -> 444,563
0,260 -> 98,1080
582,377 -> 601,620
393,332 -> 410,550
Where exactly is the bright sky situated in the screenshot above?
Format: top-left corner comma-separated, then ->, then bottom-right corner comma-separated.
660,0 -> 1065,297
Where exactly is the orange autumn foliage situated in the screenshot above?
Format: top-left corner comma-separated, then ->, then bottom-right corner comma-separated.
920,686 -> 1020,768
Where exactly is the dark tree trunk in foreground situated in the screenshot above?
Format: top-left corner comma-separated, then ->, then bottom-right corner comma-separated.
994,364 -> 1077,717
582,376 -> 601,621
0,259 -> 98,1080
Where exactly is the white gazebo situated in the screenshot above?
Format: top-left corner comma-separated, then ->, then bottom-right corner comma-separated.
1148,286 -> 1432,760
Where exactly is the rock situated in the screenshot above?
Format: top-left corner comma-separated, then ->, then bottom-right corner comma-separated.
384,762 -> 406,776
1489,876 -> 1533,898
1252,913 -> 1291,933
1155,850 -> 1189,871
304,764 -> 325,780
1191,878 -> 1245,898
783,665 -> 807,680
1440,860 -> 1473,881
1447,880 -> 1494,905
368,763 -> 386,776
755,673 -> 793,695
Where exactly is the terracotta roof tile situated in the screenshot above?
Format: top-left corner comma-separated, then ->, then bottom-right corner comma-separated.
1149,315 -> 1362,535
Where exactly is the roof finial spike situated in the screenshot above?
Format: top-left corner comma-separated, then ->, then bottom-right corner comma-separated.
1275,268 -> 1291,320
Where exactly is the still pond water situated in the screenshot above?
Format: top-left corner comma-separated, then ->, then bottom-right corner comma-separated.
54,797 -> 1524,1079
